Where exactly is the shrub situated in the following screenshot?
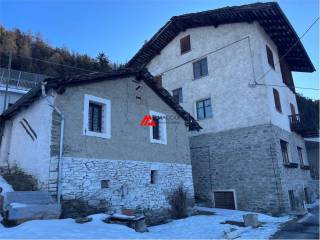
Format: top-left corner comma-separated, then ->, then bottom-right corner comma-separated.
168,185 -> 189,219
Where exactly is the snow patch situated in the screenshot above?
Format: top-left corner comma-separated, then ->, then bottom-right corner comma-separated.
0,208 -> 290,239
0,176 -> 13,196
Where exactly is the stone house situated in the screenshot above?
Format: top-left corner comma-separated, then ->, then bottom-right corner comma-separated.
127,2 -> 317,214
0,69 -> 200,218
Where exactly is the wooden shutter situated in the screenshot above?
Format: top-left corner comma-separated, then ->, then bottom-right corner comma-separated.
154,75 -> 162,88
180,35 -> 191,54
273,88 -> 282,112
290,103 -> 296,116
214,191 -> 235,210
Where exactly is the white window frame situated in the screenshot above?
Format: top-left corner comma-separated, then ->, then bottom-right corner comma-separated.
149,110 -> 167,145
83,94 -> 111,139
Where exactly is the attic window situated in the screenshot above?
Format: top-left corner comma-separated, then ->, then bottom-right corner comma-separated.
266,45 -> 275,69
180,35 -> 191,54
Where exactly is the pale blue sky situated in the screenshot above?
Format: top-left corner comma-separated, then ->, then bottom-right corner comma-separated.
0,0 -> 319,99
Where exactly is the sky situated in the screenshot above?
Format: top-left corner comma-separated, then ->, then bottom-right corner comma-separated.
0,0 -> 319,99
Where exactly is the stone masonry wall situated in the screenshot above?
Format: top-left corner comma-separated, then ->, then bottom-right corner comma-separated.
271,126 -> 314,211
60,157 -> 194,218
190,124 -> 313,215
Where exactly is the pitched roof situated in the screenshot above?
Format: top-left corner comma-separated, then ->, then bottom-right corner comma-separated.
0,68 -> 201,131
127,2 -> 314,72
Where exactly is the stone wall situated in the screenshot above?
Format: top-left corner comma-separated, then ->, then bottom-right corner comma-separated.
190,124 -> 313,214
60,157 -> 194,220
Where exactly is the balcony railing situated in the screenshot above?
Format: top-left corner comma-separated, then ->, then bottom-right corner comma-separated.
288,114 -> 303,133
288,114 -> 319,137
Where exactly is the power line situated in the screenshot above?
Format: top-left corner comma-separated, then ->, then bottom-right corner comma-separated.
255,16 -> 319,83
255,83 -> 319,91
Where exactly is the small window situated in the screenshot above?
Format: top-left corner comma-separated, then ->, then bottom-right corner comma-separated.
180,35 -> 191,54
172,88 -> 183,103
154,75 -> 162,88
196,98 -> 212,120
83,94 -> 111,139
193,58 -> 208,79
288,190 -> 295,210
266,45 -> 275,69
152,116 -> 160,140
150,170 -> 158,184
150,111 -> 167,144
304,187 -> 310,204
273,88 -> 282,113
280,140 -> 290,164
101,180 -> 109,188
89,103 -> 102,132
297,147 -> 304,166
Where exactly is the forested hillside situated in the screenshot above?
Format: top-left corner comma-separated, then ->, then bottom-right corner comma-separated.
0,25 -> 115,77
296,94 -> 319,134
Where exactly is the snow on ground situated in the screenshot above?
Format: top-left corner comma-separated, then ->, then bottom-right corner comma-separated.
0,176 -> 13,196
0,207 -> 290,239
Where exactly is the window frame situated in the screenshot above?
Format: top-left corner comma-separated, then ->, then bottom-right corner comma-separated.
280,139 -> 291,164
83,94 -> 111,139
266,45 -> 275,70
273,88 -> 282,113
196,98 -> 213,120
180,35 -> 191,54
297,147 -> 305,166
193,57 -> 208,80
172,88 -> 183,104
149,110 -> 167,145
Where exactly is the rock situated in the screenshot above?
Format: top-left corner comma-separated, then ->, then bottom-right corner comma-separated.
243,213 -> 260,228
223,227 -> 240,239
75,217 -> 92,224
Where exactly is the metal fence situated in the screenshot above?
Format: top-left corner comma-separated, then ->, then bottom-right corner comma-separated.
0,68 -> 50,90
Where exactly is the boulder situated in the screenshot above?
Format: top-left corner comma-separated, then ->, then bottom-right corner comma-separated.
243,213 -> 260,228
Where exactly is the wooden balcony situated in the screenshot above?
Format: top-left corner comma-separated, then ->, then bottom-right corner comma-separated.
288,114 -> 319,137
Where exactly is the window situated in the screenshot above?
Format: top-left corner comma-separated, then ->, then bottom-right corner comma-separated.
172,88 -> 183,103
193,58 -> 208,79
280,140 -> 290,164
266,45 -> 275,69
304,187 -> 310,204
152,116 -> 160,140
154,75 -> 162,88
273,88 -> 282,113
297,147 -> 305,166
196,98 -> 212,120
83,94 -> 111,139
101,180 -> 109,189
180,35 -> 191,54
150,111 -> 167,144
89,103 -> 102,132
288,190 -> 295,210
290,103 -> 296,116
150,170 -> 158,184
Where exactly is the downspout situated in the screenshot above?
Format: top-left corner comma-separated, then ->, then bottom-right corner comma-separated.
41,82 -> 65,205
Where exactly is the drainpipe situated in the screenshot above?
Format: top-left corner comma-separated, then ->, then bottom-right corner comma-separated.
41,82 -> 65,205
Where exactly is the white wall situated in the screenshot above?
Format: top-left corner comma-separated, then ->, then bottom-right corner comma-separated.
0,96 -> 53,187
147,22 -> 298,134
0,87 -> 27,114
255,24 -> 299,132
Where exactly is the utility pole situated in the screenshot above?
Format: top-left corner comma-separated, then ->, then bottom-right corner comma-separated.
3,51 -> 12,112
